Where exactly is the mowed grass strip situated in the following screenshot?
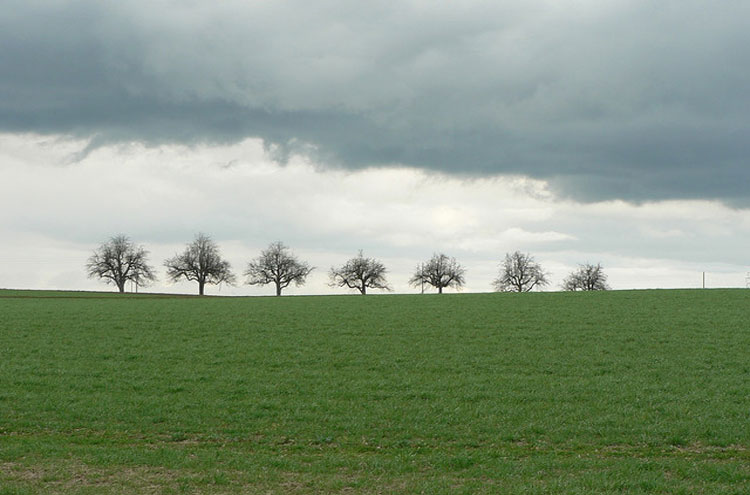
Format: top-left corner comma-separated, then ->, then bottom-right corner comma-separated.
1,289 -> 748,494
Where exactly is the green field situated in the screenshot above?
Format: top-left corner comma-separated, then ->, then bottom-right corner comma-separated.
1,289 -> 749,494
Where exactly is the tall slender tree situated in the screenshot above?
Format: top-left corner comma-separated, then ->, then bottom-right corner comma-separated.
409,253 -> 466,294
329,250 -> 391,295
86,235 -> 156,293
164,233 -> 235,295
245,241 -> 314,296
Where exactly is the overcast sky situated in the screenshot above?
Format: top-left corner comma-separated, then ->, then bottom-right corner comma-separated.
1,1 -> 749,295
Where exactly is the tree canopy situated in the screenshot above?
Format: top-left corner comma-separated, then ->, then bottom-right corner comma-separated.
329,251 -> 390,295
494,251 -> 549,292
409,253 -> 465,294
245,241 -> 314,296
164,233 -> 235,295
86,235 -> 156,293
562,263 -> 610,291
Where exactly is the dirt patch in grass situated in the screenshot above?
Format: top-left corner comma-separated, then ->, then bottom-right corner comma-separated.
0,461 -> 191,494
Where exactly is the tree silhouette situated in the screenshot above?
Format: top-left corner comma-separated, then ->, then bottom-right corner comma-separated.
409,253 -> 465,294
562,263 -> 610,291
329,251 -> 391,295
245,241 -> 314,296
164,233 -> 235,295
494,251 -> 549,292
86,235 -> 156,293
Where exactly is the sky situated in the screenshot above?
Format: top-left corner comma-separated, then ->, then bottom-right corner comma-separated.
1,1 -> 749,295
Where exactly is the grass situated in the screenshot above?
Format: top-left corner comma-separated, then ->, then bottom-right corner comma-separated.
1,288 -> 749,493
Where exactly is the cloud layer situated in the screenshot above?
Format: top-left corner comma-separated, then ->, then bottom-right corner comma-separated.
1,134 -> 748,295
2,1 -> 750,203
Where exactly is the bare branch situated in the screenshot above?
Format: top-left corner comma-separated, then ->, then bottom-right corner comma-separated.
562,263 -> 610,291
493,251 -> 549,292
409,253 -> 466,294
164,233 -> 236,295
86,234 -> 156,293
245,241 -> 314,296
329,250 -> 391,295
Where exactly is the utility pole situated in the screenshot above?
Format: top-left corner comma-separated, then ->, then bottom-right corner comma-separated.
702,272 -> 705,289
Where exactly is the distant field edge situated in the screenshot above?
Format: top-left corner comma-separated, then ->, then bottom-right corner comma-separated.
0,287 -> 748,299
0,288 -> 199,299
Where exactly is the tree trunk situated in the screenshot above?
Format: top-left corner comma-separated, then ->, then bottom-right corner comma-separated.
360,285 -> 366,295
199,281 -> 205,296
438,286 -> 443,294
276,283 -> 282,296
117,280 -> 126,293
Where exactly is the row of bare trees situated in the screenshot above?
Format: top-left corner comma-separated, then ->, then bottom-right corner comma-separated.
87,234 -> 608,295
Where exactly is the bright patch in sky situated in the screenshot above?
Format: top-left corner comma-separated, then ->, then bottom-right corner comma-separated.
2,134 -> 748,295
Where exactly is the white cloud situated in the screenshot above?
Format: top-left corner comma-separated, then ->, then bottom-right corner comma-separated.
1,133 -> 749,295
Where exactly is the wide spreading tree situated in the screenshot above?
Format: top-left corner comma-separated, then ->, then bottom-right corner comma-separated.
164,233 -> 236,295
245,241 -> 314,296
86,235 -> 156,293
493,251 -> 549,292
329,251 -> 391,295
409,253 -> 466,294
562,263 -> 610,291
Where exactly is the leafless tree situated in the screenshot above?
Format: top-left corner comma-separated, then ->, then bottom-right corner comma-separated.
562,263 -> 610,291
409,253 -> 466,294
86,235 -> 156,293
164,233 -> 236,295
329,250 -> 391,295
245,241 -> 314,296
494,251 -> 549,292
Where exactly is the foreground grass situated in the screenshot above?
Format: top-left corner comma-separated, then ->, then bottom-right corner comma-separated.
1,289 -> 748,493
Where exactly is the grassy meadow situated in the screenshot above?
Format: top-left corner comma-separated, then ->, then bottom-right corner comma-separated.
1,288 -> 749,494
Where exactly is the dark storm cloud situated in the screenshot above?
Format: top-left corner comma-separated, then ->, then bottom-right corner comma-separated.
2,1 -> 750,203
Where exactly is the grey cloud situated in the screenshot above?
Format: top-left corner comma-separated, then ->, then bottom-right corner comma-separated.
2,1 -> 750,203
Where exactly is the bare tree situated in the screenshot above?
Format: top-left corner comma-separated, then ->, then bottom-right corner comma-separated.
494,251 -> 549,292
86,235 -> 156,293
329,250 -> 391,295
562,263 -> 610,291
245,241 -> 314,296
164,233 -> 236,295
409,253 -> 466,294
